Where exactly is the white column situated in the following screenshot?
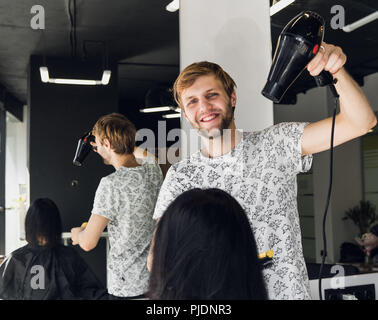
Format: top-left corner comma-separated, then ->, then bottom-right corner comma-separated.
179,0 -> 273,155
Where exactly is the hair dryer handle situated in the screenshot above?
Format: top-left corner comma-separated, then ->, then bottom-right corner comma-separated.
314,71 -> 334,87
314,71 -> 339,98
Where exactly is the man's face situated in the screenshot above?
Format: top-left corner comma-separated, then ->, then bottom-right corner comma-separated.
181,74 -> 236,139
93,134 -> 111,165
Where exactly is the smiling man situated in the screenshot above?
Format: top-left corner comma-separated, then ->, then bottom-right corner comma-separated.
152,42 -> 377,299
183,74 -> 236,139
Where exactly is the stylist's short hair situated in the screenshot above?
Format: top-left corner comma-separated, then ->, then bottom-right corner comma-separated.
92,113 -> 136,155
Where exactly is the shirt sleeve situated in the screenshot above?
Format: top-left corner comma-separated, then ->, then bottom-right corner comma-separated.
152,164 -> 181,220
92,177 -> 117,221
264,122 -> 313,175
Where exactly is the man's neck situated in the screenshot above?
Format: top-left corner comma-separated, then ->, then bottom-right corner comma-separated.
200,125 -> 242,159
111,153 -> 141,170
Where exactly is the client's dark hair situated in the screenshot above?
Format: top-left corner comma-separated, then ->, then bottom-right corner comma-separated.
25,198 -> 63,248
148,188 -> 267,300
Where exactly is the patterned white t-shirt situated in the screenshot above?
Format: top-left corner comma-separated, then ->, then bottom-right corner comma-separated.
93,157 -> 163,297
153,122 -> 313,300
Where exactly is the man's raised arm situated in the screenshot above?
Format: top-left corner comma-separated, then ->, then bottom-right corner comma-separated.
301,42 -> 376,156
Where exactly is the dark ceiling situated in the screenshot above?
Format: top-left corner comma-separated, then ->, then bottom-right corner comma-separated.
0,0 -> 179,108
0,0 -> 377,121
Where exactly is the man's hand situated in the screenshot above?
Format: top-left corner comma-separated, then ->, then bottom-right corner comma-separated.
70,226 -> 84,245
90,141 -> 98,153
70,214 -> 109,251
307,41 -> 347,76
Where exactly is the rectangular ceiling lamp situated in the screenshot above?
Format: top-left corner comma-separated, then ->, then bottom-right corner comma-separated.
39,67 -> 111,85
270,0 -> 295,16
166,0 -> 179,12
140,106 -> 181,113
140,106 -> 172,113
162,113 -> 181,119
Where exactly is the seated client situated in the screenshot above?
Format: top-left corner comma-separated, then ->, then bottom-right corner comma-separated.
147,188 -> 267,300
0,198 -> 107,300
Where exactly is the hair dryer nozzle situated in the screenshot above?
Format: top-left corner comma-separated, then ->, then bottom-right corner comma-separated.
262,11 -> 325,103
261,82 -> 286,104
73,132 -> 95,166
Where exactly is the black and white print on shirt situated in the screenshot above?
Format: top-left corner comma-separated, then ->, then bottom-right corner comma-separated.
93,157 -> 163,297
153,122 -> 313,300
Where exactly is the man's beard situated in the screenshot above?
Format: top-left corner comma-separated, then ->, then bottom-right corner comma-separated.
196,101 -> 234,139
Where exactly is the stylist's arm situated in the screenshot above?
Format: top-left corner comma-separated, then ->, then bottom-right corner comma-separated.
71,213 -> 108,251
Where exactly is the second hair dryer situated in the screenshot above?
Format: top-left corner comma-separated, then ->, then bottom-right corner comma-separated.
73,132 -> 95,166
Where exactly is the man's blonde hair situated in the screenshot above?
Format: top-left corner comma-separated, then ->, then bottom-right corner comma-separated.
173,61 -> 237,109
92,113 -> 136,155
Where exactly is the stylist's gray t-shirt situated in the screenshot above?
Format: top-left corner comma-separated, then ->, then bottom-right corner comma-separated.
153,122 -> 313,300
93,157 -> 163,297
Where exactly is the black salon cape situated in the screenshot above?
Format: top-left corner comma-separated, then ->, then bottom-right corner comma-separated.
0,244 -> 108,300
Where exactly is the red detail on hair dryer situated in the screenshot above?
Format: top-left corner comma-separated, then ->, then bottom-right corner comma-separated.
313,44 -> 319,55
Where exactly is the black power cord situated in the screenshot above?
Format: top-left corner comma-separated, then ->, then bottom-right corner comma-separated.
318,95 -> 338,300
314,71 -> 340,300
68,0 -> 77,59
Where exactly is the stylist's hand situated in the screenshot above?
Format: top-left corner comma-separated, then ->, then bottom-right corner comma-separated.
70,227 -> 82,245
307,41 -> 347,76
90,141 -> 98,153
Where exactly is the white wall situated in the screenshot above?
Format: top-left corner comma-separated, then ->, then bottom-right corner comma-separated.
5,106 -> 28,255
179,0 -> 273,156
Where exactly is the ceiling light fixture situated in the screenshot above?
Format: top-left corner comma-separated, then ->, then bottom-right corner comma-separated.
342,11 -> 378,32
166,0 -> 179,12
140,106 -> 180,113
270,0 -> 295,16
39,1 -> 111,86
140,106 -> 172,113
39,66 -> 111,85
162,113 -> 181,119
101,70 -> 112,85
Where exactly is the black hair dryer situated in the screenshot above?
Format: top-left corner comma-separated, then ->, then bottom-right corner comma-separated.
73,132 -> 95,166
262,11 -> 337,103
